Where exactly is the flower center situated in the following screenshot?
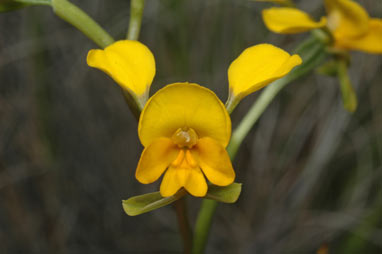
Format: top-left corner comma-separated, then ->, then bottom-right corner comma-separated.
171,149 -> 198,168
172,127 -> 198,149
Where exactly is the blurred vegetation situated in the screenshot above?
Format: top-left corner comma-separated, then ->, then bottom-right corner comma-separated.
0,0 -> 381,253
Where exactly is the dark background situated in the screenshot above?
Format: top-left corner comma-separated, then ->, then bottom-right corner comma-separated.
0,0 -> 381,253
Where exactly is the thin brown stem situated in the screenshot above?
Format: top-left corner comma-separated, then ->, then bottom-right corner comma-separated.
174,197 -> 192,254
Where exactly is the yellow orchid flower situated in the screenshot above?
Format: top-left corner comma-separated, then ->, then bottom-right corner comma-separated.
86,40 -> 301,197
136,44 -> 300,197
262,0 -> 382,54
136,83 -> 234,197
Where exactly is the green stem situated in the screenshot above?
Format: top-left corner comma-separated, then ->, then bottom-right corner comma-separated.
191,199 -> 218,254
174,197 -> 193,254
127,0 -> 145,40
192,37 -> 328,254
16,0 -> 51,5
225,90 -> 241,115
51,0 -> 114,48
121,89 -> 142,121
120,0 -> 146,116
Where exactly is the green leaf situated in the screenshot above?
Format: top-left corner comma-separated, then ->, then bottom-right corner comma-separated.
205,182 -> 242,203
123,183 -> 242,216
122,189 -> 186,216
0,0 -> 50,12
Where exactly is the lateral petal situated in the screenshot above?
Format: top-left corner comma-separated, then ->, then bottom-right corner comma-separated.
195,137 -> 235,186
135,138 -> 178,184
325,0 -> 369,39
262,7 -> 326,34
335,19 -> 382,54
87,40 -> 155,105
228,44 -> 302,99
160,166 -> 182,197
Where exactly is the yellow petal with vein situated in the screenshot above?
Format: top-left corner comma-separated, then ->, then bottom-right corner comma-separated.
139,83 -> 231,148
228,44 -> 302,99
135,138 -> 178,184
336,19 -> 382,54
195,137 -> 235,186
262,7 -> 326,34
87,40 -> 155,99
325,0 -> 369,39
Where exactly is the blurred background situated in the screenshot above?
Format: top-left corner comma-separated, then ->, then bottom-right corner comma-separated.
0,0 -> 381,253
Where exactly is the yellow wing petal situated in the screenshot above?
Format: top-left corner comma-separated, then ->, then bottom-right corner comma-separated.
335,19 -> 382,54
262,7 -> 326,34
135,137 -> 178,184
325,0 -> 369,39
138,83 -> 231,148
87,40 -> 155,105
194,137 -> 235,186
228,44 -> 302,99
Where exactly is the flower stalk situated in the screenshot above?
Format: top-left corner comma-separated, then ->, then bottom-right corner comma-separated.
174,198 -> 193,254
191,199 -> 218,254
127,0 -> 145,40
51,0 -> 114,48
121,89 -> 142,120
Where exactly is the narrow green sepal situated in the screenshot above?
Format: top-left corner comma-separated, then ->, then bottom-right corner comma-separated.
205,182 -> 242,203
0,0 -> 51,12
338,74 -> 357,113
122,189 -> 186,216
337,60 -> 357,113
318,58 -> 357,113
